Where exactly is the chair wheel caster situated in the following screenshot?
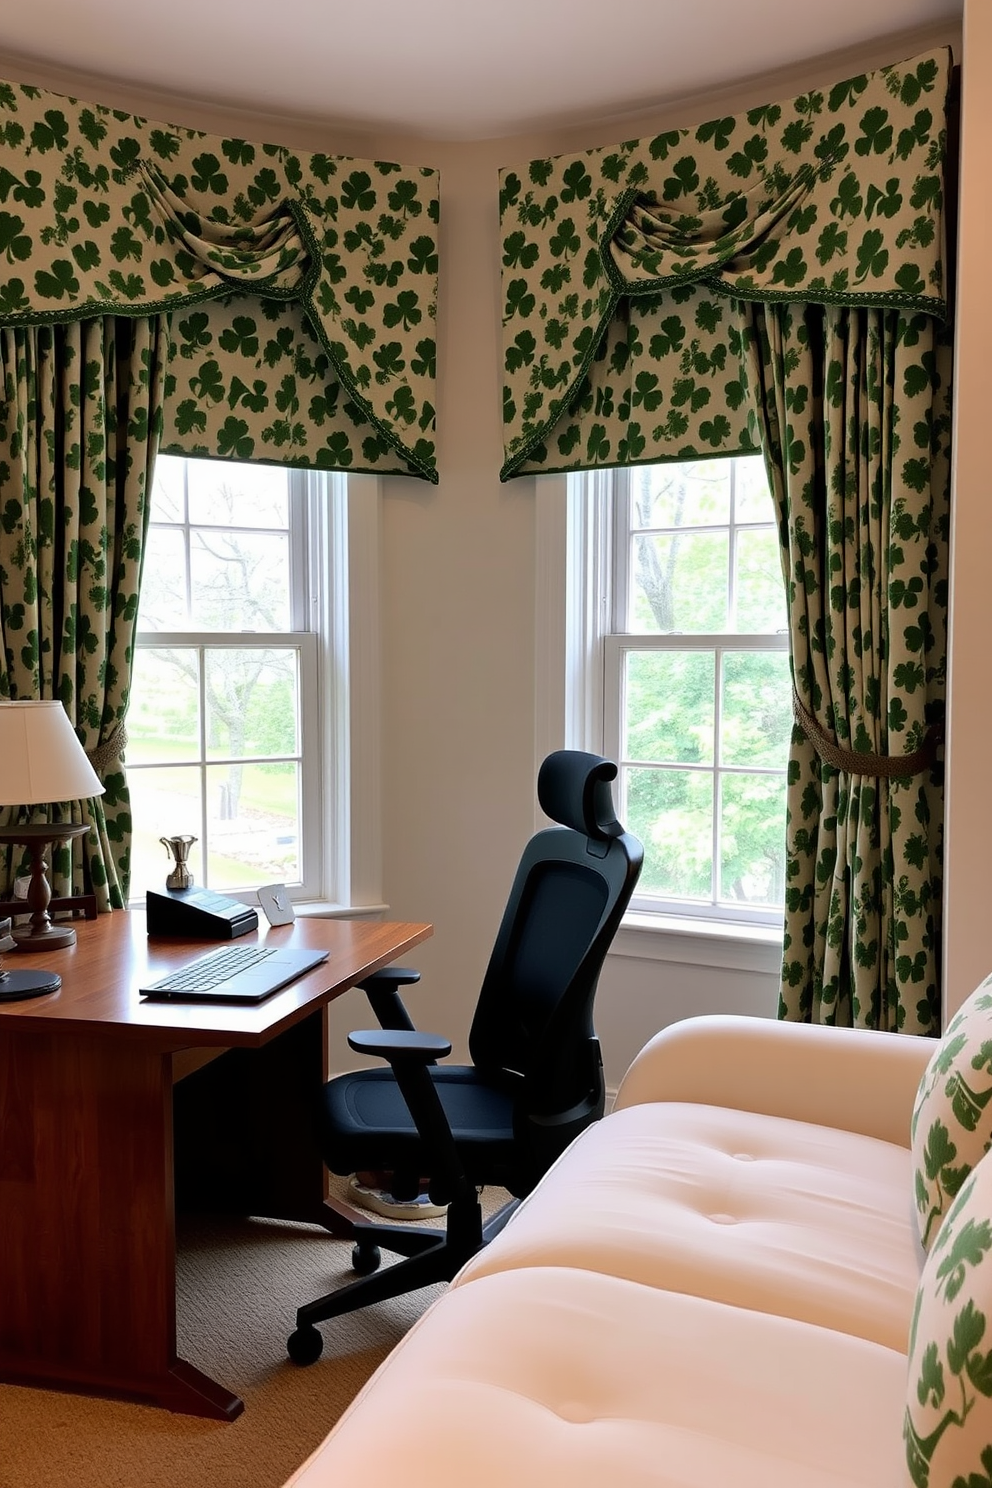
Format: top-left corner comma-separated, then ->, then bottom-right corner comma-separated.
352,1241 -> 381,1275
287,1325 -> 324,1365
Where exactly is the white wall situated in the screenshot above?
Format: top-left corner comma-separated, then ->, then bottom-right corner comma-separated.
0,16 -> 964,1085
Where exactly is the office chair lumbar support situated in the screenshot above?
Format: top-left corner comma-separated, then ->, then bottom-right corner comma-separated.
287,750 -> 642,1365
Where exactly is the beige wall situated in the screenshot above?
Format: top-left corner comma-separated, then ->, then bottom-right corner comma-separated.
0,16 -> 965,1082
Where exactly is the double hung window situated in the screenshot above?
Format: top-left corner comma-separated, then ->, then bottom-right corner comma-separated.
572,456 -> 791,927
128,455 -> 323,902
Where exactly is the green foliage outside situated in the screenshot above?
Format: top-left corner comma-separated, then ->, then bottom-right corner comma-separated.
623,459 -> 789,908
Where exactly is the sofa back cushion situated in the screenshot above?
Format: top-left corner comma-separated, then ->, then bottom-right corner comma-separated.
904,1149 -> 992,1488
912,979 -> 992,1251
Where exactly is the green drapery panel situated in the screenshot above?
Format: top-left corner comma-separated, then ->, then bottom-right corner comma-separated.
747,304 -> 950,1034
0,315 -> 167,905
499,47 -> 949,478
0,78 -> 439,480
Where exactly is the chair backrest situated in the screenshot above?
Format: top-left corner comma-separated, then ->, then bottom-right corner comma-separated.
468,751 -> 643,1191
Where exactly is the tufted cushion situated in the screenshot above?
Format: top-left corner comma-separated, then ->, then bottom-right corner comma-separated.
904,1152 -> 992,1488
288,1266 -> 907,1488
455,1100 -> 923,1352
912,979 -> 992,1251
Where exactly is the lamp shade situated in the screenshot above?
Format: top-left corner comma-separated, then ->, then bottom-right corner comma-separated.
0,701 -> 105,806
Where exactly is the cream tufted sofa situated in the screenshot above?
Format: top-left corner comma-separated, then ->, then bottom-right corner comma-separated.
284,1008 -> 992,1488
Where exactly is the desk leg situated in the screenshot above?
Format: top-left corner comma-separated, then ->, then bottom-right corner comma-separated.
0,1029 -> 242,1419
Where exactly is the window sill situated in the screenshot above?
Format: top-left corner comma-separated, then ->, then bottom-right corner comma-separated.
611,911 -> 783,974
293,901 -> 389,921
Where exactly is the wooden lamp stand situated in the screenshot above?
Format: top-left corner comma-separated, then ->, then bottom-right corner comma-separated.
0,821 -> 95,950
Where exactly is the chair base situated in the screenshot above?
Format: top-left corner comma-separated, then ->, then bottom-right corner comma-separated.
288,1196 -> 519,1363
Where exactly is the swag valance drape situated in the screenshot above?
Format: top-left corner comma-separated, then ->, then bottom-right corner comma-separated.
499,48 -> 949,479
0,78 -> 440,480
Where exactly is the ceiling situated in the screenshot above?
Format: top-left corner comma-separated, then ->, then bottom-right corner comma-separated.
0,0 -> 962,141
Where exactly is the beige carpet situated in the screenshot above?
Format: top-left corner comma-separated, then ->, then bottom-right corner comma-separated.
0,1190 -> 496,1488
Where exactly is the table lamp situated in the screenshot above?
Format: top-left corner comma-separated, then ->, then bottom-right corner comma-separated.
0,701 -> 104,997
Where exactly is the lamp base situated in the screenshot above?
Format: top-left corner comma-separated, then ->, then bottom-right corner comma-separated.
10,922 -> 77,951
0,967 -> 61,1001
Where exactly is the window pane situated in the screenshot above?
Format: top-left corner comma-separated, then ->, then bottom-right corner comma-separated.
150,453 -> 186,523
734,457 -> 774,523
190,529 -> 290,631
128,765 -> 204,897
734,527 -> 786,632
631,461 -> 731,528
204,648 -> 299,759
630,531 -> 729,632
625,651 -> 714,764
720,652 -> 792,768
127,649 -> 199,763
187,458 -> 290,529
205,761 -> 300,889
139,526 -> 188,631
625,766 -> 713,900
719,771 -> 787,906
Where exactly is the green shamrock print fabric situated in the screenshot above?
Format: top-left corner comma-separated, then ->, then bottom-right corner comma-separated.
904,1151 -> 992,1488
0,78 -> 439,480
161,293 -> 429,474
0,315 -> 167,907
499,46 -> 949,478
913,982 -> 992,1252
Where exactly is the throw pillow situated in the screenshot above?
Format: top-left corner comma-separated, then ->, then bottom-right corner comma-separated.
912,979 -> 992,1251
904,1151 -> 992,1488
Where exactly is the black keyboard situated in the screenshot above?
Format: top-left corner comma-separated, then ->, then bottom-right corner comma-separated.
142,945 -> 276,994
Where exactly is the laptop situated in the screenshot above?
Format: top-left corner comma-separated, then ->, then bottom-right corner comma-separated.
139,943 -> 329,1004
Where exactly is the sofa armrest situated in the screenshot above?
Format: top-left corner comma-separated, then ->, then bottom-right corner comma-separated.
613,1014 -> 934,1149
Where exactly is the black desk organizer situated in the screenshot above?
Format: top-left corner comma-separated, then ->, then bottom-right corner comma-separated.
146,887 -> 259,939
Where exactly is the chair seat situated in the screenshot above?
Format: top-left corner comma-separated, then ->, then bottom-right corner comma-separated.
319,1064 -> 518,1180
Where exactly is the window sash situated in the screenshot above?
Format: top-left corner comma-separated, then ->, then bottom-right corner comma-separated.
603,631 -> 788,923
604,461 -> 789,927
129,460 -> 352,908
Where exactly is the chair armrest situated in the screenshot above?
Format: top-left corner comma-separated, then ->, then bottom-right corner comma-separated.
356,966 -> 421,1032
347,1029 -> 451,1062
345,1027 -> 473,1207
614,1014 -> 933,1149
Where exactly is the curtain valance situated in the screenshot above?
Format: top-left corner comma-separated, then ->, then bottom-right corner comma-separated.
0,79 -> 440,481
499,47 -> 950,479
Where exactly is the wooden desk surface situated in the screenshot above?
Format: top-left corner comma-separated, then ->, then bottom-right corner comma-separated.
0,910 -> 433,1051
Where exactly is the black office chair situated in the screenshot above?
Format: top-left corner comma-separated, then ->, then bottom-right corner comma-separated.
287,750 -> 643,1364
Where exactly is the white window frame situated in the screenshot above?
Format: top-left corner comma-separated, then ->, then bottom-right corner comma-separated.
534,467 -> 785,972
130,464 -> 383,917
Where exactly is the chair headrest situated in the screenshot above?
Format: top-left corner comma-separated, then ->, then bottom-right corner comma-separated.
537,751 -> 622,841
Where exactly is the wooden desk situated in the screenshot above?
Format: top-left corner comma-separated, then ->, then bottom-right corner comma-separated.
0,910 -> 432,1419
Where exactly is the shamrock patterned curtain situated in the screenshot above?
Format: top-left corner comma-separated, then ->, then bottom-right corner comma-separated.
499,48 -> 949,479
500,47 -> 953,1033
747,303 -> 950,1034
0,77 -> 439,481
0,315 -> 168,907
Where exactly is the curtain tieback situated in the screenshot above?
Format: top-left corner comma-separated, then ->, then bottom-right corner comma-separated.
85,723 -> 128,778
792,688 -> 943,779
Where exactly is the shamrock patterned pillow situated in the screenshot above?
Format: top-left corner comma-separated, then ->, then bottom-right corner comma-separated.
912,979 -> 992,1252
904,1152 -> 992,1488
